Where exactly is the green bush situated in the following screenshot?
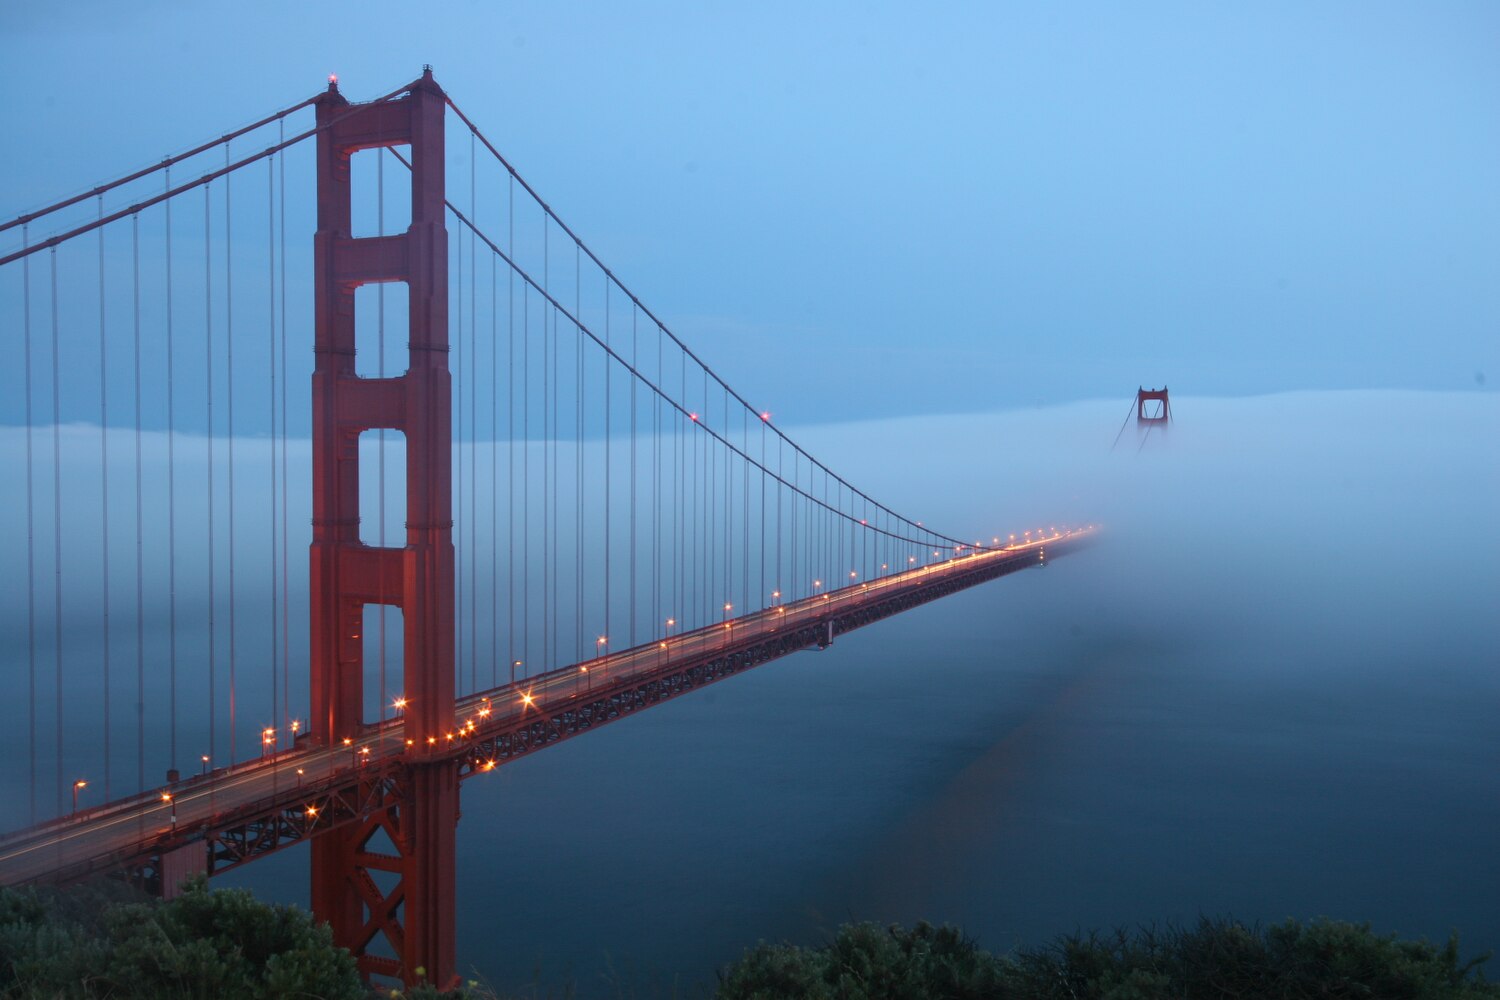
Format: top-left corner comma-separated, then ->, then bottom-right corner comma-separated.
719,917 -> 1498,1000
0,876 -> 361,999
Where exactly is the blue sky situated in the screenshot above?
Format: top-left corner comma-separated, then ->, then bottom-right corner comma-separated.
3,1 -> 1496,423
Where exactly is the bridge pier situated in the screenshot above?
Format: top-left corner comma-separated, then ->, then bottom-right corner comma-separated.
311,68 -> 458,989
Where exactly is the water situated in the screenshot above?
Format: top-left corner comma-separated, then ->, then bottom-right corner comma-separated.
10,389 -> 1497,996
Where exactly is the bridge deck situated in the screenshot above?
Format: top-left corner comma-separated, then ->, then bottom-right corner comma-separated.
0,530 -> 1092,890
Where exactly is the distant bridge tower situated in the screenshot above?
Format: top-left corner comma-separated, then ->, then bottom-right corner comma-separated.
310,68 -> 457,987
1136,386 -> 1171,427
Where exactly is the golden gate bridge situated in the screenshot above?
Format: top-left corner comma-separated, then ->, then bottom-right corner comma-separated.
0,69 -> 1092,987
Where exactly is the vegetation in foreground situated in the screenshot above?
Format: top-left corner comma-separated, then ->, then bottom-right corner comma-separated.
719,918 -> 1498,1000
2,879 -> 1495,998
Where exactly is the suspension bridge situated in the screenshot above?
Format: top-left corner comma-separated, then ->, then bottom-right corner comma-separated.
0,69 -> 1092,986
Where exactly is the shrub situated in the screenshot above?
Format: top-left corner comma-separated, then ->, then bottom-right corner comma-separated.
718,917 -> 1499,1000
0,876 -> 362,999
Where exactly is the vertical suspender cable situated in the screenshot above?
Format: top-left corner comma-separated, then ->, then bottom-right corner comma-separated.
469,134 -> 478,694
165,168 -> 178,771
551,242 -> 559,670
50,248 -> 64,817
777,432 -> 783,600
133,212 -> 145,793
267,156 -> 279,743
507,175 -> 515,686
551,274 -> 559,669
205,182 -> 216,769
546,217 -> 552,671
677,351 -> 685,631
225,150 -> 238,765
652,309 -> 659,640
23,224 -> 37,824
629,297 -> 637,648
490,236 -> 498,687
98,196 -> 112,800
604,263 -> 611,652
576,248 -> 583,665
523,281 -> 530,679
760,417 -> 765,608
722,388 -> 730,619
278,124 -> 289,734
742,407 -> 749,614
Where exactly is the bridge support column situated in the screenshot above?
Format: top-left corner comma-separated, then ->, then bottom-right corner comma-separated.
311,68 -> 458,989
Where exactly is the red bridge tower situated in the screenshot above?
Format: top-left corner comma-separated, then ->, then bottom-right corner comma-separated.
310,69 -> 458,986
1137,386 -> 1171,427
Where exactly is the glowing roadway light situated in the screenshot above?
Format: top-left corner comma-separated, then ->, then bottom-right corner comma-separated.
161,791 -> 177,832
849,571 -> 857,579
392,697 -> 408,711
521,692 -> 535,707
771,590 -> 781,599
760,411 -> 771,421
290,719 -> 301,736
200,755 -> 210,775
296,768 -> 305,787
305,804 -> 319,819
71,779 -> 87,815
689,412 -> 699,422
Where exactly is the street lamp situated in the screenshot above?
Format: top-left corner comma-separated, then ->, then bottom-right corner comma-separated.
161,791 -> 176,833
261,727 -> 275,758
71,779 -> 87,815
200,754 -> 210,776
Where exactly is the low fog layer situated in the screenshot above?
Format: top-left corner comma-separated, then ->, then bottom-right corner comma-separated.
2,389 -> 1495,997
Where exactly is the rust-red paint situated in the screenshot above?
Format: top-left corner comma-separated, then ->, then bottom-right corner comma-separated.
310,68 -> 457,989
1137,386 -> 1171,425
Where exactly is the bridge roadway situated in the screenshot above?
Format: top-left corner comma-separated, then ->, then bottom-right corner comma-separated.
0,529 -> 1092,890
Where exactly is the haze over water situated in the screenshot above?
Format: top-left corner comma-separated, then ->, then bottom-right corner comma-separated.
199,388 -> 1495,996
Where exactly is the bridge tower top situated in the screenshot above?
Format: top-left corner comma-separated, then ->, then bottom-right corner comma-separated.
1137,386 -> 1171,425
